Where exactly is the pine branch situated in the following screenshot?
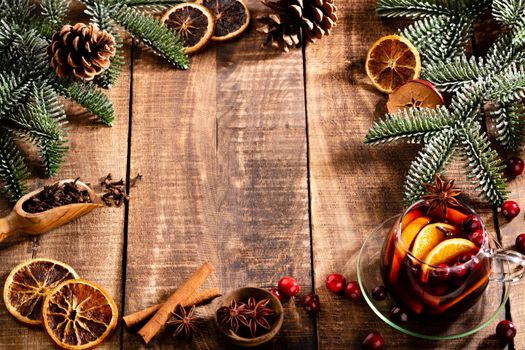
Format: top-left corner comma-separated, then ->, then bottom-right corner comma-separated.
39,0 -> 71,37
376,0 -> 454,18
122,0 -> 182,12
485,64 -> 525,104
459,123 -> 508,206
54,78 -> 115,125
404,129 -> 457,205
0,128 -> 30,202
0,71 -> 32,118
85,3 -> 124,88
492,0 -> 525,27
102,2 -> 189,69
402,15 -> 472,62
365,106 -> 453,144
489,102 -> 525,151
423,54 -> 484,92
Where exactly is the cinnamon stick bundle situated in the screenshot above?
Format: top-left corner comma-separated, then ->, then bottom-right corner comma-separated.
138,262 -> 214,344
123,287 -> 220,328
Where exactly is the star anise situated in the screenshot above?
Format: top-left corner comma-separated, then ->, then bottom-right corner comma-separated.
421,175 -> 461,214
167,304 -> 198,338
246,297 -> 276,338
217,299 -> 250,334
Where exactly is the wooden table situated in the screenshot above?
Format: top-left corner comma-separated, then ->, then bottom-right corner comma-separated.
1,1 -> 524,349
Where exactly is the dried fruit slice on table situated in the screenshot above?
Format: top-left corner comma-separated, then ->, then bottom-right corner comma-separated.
42,279 -> 118,350
196,0 -> 250,41
162,3 -> 215,54
386,80 -> 444,113
3,258 -> 79,326
366,35 -> 422,94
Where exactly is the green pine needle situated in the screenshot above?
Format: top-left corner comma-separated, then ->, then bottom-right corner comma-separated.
0,128 -> 30,202
489,102 -> 525,150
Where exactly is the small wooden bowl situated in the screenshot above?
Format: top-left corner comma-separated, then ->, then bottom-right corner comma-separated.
214,287 -> 284,347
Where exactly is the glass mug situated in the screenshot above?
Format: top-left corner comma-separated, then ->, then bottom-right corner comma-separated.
381,200 -> 525,317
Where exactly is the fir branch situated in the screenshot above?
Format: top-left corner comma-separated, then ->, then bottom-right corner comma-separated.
489,102 -> 525,150
423,54 -> 484,92
0,128 -> 30,202
0,71 -> 32,118
492,0 -> 525,27
485,64 -> 525,104
404,129 -> 457,205
103,3 -> 189,69
365,106 -> 453,145
459,123 -> 508,205
377,0 -> 454,18
39,0 -> 71,36
54,78 -> 115,125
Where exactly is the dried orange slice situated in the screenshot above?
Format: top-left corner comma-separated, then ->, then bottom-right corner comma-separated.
366,35 -> 422,94
162,3 -> 215,54
3,258 -> 79,326
42,279 -> 118,350
196,0 -> 250,41
411,223 -> 459,261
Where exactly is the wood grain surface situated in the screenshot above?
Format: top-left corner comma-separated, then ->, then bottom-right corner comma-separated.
0,0 -> 522,349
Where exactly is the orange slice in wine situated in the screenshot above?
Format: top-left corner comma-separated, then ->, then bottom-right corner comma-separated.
3,259 -> 79,326
411,223 -> 459,261
42,279 -> 118,350
366,35 -> 422,93
421,238 -> 477,282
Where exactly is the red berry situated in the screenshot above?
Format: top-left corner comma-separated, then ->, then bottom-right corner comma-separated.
501,201 -> 521,220
344,281 -> 362,301
390,306 -> 409,325
516,234 -> 525,254
325,273 -> 346,294
278,276 -> 301,297
371,286 -> 387,301
463,214 -> 481,232
452,261 -> 468,278
270,288 -> 282,302
302,294 -> 321,314
431,263 -> 450,282
362,331 -> 384,350
507,157 -> 524,177
468,229 -> 485,246
496,320 -> 516,342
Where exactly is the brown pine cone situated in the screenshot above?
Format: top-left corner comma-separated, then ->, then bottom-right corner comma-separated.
48,23 -> 116,81
257,0 -> 338,52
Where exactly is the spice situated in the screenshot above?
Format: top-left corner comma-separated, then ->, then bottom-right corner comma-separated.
100,174 -> 129,207
137,263 -> 214,344
421,175 -> 461,214
167,305 -> 198,338
122,288 -> 220,328
22,178 -> 92,213
217,297 -> 277,338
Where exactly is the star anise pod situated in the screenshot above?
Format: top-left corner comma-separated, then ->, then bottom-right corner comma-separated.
167,304 -> 198,338
421,175 -> 461,214
217,299 -> 250,334
246,297 -> 276,338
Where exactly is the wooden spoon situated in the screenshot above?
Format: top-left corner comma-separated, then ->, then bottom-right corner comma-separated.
0,179 -> 102,243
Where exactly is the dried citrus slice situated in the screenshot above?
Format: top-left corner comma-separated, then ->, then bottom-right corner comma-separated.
386,80 -> 444,113
411,223 -> 459,261
3,258 -> 79,326
162,3 -> 215,54
42,279 -> 118,350
196,0 -> 250,41
366,35 -> 422,94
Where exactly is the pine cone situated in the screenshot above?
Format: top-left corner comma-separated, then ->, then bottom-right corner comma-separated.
257,0 -> 337,52
48,23 -> 116,81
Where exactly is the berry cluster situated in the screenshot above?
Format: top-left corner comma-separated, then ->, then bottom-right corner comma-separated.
271,277 -> 321,315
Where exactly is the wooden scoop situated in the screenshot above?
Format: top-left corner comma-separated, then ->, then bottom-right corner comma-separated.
0,179 -> 102,243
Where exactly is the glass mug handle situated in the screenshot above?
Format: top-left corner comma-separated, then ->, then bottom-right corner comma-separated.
488,248 -> 525,283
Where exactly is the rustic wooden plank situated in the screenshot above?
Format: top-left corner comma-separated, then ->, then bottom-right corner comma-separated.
306,0 -> 505,348
0,4 -> 131,347
123,1 -> 313,348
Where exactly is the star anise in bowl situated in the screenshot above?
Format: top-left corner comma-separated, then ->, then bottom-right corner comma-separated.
215,287 -> 284,347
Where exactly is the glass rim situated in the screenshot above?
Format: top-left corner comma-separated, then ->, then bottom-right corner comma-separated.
396,200 -> 489,270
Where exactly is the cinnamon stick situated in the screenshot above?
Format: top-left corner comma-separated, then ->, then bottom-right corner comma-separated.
137,262 -> 214,344
123,288 -> 220,328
